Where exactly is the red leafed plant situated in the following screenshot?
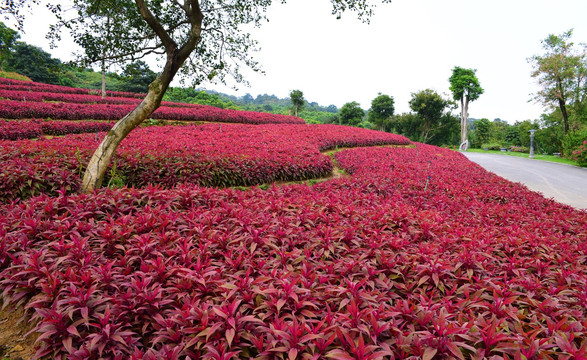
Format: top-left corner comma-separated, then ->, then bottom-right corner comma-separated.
0,123 -> 410,202
0,134 -> 586,358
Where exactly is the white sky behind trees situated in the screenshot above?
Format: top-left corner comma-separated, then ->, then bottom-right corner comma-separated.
7,0 -> 587,123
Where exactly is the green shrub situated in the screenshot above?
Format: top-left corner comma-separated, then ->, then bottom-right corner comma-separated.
0,71 -> 32,81
571,140 -> 587,166
561,128 -> 587,158
510,145 -> 529,153
481,142 -> 503,151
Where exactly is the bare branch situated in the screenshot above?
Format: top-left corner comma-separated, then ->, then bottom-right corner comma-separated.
176,0 -> 203,60
134,0 -> 177,53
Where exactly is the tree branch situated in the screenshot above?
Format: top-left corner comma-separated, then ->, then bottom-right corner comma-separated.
176,0 -> 203,60
134,0 -> 177,53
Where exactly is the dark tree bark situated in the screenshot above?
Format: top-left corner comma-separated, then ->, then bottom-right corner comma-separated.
557,81 -> 570,134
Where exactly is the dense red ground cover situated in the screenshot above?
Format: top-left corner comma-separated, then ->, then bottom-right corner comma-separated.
0,124 -> 410,202
0,79 -> 304,125
0,119 -> 42,140
0,100 -> 305,124
0,89 -> 201,108
0,119 -> 115,140
0,143 -> 586,359
0,77 -> 145,98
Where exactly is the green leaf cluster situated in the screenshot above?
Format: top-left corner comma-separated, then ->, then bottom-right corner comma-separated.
368,93 -> 394,131
339,101 -> 365,126
389,89 -> 459,145
448,66 -> 484,102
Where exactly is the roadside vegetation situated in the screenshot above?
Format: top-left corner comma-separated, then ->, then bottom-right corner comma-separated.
467,148 -> 582,166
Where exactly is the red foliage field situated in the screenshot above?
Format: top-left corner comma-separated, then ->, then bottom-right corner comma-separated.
0,124 -> 410,202
1,141 -> 586,359
1,77 -> 586,359
0,77 -> 145,98
0,119 -> 115,140
0,79 -> 304,125
0,100 -> 305,124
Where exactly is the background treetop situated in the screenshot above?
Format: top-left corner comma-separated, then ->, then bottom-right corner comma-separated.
528,29 -> 586,134
448,66 -> 484,103
3,0 -> 391,88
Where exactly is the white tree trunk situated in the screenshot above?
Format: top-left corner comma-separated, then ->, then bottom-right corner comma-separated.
460,96 -> 469,150
101,61 -> 106,99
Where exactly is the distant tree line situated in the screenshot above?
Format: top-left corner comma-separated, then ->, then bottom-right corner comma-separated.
526,29 -> 586,159
0,21 -> 156,93
2,20 -> 584,159
467,29 -> 586,161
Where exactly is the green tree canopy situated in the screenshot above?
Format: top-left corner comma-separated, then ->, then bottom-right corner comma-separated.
449,67 -> 484,103
407,89 -> 455,144
474,118 -> 492,145
368,93 -> 394,131
118,60 -> 157,93
289,89 -> 305,117
0,21 -> 19,71
339,101 -> 365,126
528,29 -> 587,134
449,66 -> 484,150
6,41 -> 61,83
326,104 -> 339,113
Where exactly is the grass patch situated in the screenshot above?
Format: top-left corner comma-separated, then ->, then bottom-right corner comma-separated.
467,148 -> 583,167
0,71 -> 32,82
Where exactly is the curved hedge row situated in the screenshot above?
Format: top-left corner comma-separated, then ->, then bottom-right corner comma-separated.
0,89 -> 201,108
0,100 -> 306,124
0,124 -> 411,202
0,119 -> 115,140
0,77 -> 145,98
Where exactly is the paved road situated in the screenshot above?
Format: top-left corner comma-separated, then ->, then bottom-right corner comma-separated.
462,152 -> 587,210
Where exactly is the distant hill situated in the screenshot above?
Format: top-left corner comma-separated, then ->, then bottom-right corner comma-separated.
164,87 -> 339,124
468,117 -> 508,129
3,29 -> 339,123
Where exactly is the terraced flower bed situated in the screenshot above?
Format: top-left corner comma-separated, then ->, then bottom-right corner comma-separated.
0,79 -> 304,125
0,100 -> 305,124
0,119 -> 115,140
2,77 -> 586,359
0,89 -> 147,105
1,144 -> 585,359
0,123 -> 411,202
0,77 -> 145,98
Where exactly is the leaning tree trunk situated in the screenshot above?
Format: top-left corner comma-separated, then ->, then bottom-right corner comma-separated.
80,0 -> 203,193
81,53 -> 195,193
81,76 -> 167,192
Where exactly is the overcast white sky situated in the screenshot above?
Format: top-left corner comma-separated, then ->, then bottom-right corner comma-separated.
7,0 -> 587,123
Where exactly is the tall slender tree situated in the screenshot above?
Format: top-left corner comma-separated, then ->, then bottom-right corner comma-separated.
289,89 -> 305,117
528,29 -> 587,134
449,66 -> 483,150
3,0 -> 391,193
